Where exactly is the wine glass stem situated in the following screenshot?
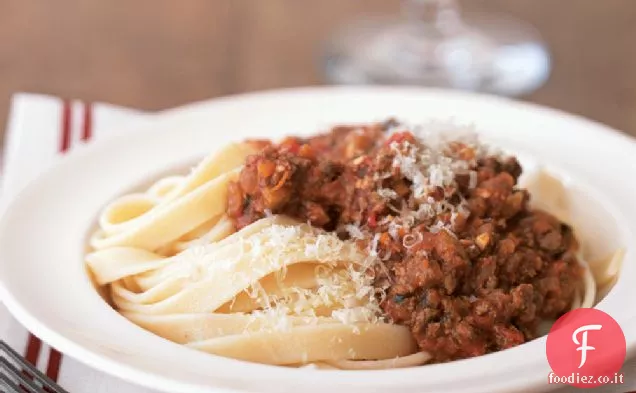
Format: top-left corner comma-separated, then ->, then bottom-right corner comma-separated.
404,0 -> 464,34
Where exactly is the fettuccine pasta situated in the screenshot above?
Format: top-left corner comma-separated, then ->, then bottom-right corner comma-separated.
86,142 -> 426,368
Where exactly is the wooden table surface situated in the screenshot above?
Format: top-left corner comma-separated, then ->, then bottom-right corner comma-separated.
1,0 -> 635,143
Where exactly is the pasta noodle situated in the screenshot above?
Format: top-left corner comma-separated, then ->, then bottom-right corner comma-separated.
522,169 -> 622,309
89,219 -> 421,365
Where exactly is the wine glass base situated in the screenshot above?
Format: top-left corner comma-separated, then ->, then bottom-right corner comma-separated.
323,12 -> 551,97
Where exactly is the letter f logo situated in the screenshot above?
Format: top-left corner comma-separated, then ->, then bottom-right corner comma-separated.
572,324 -> 602,368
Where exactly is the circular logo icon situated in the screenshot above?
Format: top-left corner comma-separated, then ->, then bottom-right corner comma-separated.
546,308 -> 626,388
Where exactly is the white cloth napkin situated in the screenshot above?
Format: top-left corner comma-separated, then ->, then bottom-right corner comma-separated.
0,93 -> 634,393
1,93 -> 156,393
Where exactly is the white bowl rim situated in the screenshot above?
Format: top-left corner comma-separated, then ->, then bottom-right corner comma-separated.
0,86 -> 635,393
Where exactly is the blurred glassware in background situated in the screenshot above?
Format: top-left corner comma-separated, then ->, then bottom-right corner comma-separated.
323,0 -> 551,97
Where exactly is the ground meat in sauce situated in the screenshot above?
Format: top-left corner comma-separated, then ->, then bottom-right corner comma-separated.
226,121 -> 582,362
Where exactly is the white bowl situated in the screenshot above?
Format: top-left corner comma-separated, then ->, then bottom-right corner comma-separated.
0,87 -> 634,393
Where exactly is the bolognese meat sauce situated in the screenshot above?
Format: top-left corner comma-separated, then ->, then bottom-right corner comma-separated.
226,121 -> 582,362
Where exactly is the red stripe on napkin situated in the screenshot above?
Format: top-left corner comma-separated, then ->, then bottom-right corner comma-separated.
24,335 -> 41,365
59,101 -> 72,152
82,102 -> 93,141
45,348 -> 63,382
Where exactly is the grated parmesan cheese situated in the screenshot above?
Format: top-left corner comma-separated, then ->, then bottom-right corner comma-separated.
377,188 -> 398,200
344,224 -> 365,240
381,127 -> 493,234
387,220 -> 402,240
212,222 -> 387,332
469,171 -> 478,189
